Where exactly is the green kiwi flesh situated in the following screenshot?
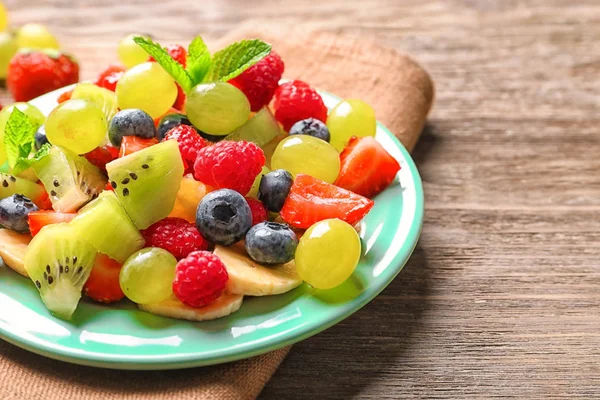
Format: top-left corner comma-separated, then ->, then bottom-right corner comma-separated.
24,223 -> 96,320
225,107 -> 281,147
106,140 -> 184,229
0,173 -> 46,207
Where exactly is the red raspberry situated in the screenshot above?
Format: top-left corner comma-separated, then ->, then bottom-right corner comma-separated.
8,50 -> 79,102
173,251 -> 228,308
194,141 -> 265,195
163,125 -> 208,174
273,80 -> 327,132
229,51 -> 284,111
94,65 -> 125,92
142,218 -> 209,260
149,44 -> 187,67
246,197 -> 268,226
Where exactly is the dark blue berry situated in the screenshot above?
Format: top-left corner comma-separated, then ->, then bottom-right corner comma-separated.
245,222 -> 298,264
258,169 -> 293,212
195,189 -> 252,245
157,113 -> 193,141
289,118 -> 330,142
0,194 -> 38,233
108,109 -> 157,147
34,125 -> 50,150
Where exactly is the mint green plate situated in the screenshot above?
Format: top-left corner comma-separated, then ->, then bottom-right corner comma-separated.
0,87 -> 423,370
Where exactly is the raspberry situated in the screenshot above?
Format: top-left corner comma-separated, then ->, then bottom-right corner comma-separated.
173,251 -> 228,308
163,125 -> 208,174
273,80 -> 327,132
142,217 -> 209,260
94,65 -> 125,92
246,197 -> 268,226
229,51 -> 284,111
149,44 -> 187,67
194,141 -> 265,194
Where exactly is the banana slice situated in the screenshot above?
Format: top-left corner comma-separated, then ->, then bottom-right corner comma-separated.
0,229 -> 31,277
214,243 -> 302,296
139,293 -> 243,322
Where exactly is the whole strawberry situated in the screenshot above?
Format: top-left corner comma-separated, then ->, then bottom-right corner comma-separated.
273,80 -> 327,131
8,50 -> 79,102
229,51 -> 284,111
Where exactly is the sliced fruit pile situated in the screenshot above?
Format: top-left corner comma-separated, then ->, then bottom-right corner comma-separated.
0,33 -> 401,322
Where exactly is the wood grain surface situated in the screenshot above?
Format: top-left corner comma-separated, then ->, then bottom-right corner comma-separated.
3,0 -> 600,398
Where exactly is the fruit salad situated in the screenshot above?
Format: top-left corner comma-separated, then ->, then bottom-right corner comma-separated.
0,34 -> 401,322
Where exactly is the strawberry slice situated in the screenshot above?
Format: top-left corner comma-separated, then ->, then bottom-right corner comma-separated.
84,144 -> 119,173
84,254 -> 124,303
334,136 -> 400,198
280,174 -> 374,229
119,136 -> 159,158
28,211 -> 77,236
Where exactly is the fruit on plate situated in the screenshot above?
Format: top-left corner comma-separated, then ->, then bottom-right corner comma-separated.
117,34 -> 150,69
24,223 -> 96,319
167,174 -> 211,223
273,80 -> 327,132
295,218 -> 361,289
27,210 -> 76,237
106,139 -> 184,229
0,32 -> 17,80
83,254 -> 124,303
93,65 -> 125,92
185,81 -> 250,136
245,197 -> 268,226
0,194 -> 39,233
45,99 -> 107,154
335,136 -> 401,198
8,50 -> 79,102
69,191 -> 145,263
142,217 -> 208,260
327,99 -> 377,151
33,146 -> 106,212
70,82 -> 119,122
246,165 -> 270,199
139,292 -> 243,322
258,169 -> 293,212
245,222 -> 298,264
280,174 -> 374,229
162,124 -> 208,174
108,109 -> 157,147
214,244 -> 301,296
84,144 -> 119,173
0,228 -> 31,277
119,247 -> 177,305
289,118 -> 330,142
173,250 -> 229,307
15,23 -> 59,50
195,189 -> 252,246
271,134 -> 340,183
118,136 -> 158,158
156,113 -> 195,141
0,173 -> 48,208
224,107 -> 281,147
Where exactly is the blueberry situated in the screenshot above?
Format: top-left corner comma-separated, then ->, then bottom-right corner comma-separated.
0,194 -> 38,233
196,189 -> 252,245
258,169 -> 293,212
289,118 -> 330,142
108,109 -> 157,147
157,113 -> 193,141
245,222 -> 298,264
34,125 -> 50,150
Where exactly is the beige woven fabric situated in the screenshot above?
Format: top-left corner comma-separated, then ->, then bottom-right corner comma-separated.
0,24 -> 434,400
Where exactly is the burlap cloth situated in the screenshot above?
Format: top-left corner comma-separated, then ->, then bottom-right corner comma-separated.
0,23 -> 434,400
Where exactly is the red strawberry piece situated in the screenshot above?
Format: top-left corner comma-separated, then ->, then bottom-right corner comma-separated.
57,89 -> 73,104
84,254 -> 125,303
84,144 -> 119,173
280,174 -> 374,229
8,50 -> 79,102
27,210 -> 77,237
229,51 -> 284,111
118,136 -> 158,158
172,251 -> 228,308
142,217 -> 209,260
335,136 -> 401,198
246,197 -> 268,226
93,65 -> 125,92
272,80 -> 327,131
173,84 -> 186,111
162,125 -> 208,174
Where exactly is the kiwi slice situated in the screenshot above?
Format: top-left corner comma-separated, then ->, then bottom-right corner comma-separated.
225,108 -> 281,147
33,146 -> 106,212
70,191 -> 145,263
0,173 -> 46,207
106,140 -> 184,229
24,223 -> 96,320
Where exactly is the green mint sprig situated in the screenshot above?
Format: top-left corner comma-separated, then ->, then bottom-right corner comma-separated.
4,108 -> 50,175
133,35 -> 272,92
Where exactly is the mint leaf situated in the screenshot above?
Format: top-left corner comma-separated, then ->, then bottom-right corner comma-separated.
205,39 -> 271,82
133,36 -> 194,93
4,108 -> 34,169
186,36 -> 211,85
12,143 -> 51,176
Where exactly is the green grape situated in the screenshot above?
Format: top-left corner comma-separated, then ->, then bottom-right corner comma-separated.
271,134 -> 340,183
16,23 -> 60,50
0,3 -> 8,32
185,82 -> 250,136
119,247 -> 177,305
0,32 -> 17,79
327,99 -> 377,151
71,82 -> 118,121
246,165 -> 270,199
117,34 -> 150,69
295,218 -> 361,289
0,103 -> 45,164
45,99 -> 107,154
116,62 -> 177,119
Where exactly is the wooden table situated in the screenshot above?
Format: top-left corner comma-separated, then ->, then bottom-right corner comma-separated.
4,0 -> 600,398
